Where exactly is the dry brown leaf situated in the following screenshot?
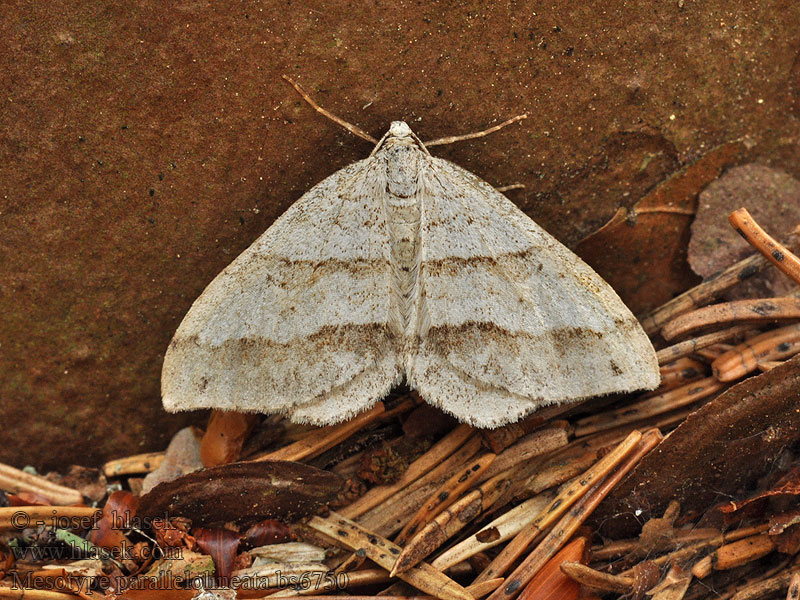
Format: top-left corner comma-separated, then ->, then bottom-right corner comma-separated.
517,536 -> 586,600
142,426 -> 204,494
194,526 -> 241,581
138,461 -> 342,526
594,353 -> 800,538
87,490 -> 139,550
575,141 -> 743,315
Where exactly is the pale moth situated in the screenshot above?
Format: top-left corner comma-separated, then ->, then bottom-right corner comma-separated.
162,79 -> 659,428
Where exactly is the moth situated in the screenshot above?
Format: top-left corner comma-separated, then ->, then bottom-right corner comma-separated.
162,81 -> 659,428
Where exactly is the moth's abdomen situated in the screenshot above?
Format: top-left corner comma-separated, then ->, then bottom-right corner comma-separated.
387,196 -> 421,337
383,144 -> 423,341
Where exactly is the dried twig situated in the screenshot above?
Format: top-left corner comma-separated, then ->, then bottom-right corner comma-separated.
559,562 -> 633,593
656,325 -> 750,364
485,429 -> 662,600
266,569 -> 391,597
512,445 -> 600,501
591,526 -> 721,560
729,207 -> 800,286
729,565 -> 800,600
656,357 -> 707,390
342,425 -> 475,519
102,452 -> 165,478
480,405 -> 570,453
465,578 -> 504,598
473,430 -> 644,585
307,512 -> 474,600
691,533 -> 776,578
712,323 -> 800,381
0,506 -> 100,530
640,253 -> 768,335
358,436 -> 484,537
256,400 -> 415,462
0,463 -> 83,506
660,297 -> 800,340
758,359 -> 785,371
395,452 -> 497,545
431,490 -> 558,572
618,523 -> 771,577
392,470 -> 513,575
695,343 -> 733,361
0,584 -> 81,599
476,425 -> 570,485
788,572 -> 800,600
573,377 -> 725,437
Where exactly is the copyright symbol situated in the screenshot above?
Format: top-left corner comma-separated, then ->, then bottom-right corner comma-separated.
10,511 -> 30,529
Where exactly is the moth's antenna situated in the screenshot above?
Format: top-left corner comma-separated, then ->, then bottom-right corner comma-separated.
282,75 -> 378,144
424,114 -> 528,147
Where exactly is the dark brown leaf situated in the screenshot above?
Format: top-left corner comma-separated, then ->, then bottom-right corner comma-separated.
137,460 -> 342,526
402,403 -> 458,439
593,353 -> 800,538
718,466 -> 800,516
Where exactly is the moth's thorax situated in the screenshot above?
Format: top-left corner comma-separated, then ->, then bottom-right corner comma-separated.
382,139 -> 424,199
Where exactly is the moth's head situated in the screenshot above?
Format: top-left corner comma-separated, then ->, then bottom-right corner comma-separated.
388,121 -> 414,138
371,121 -> 428,159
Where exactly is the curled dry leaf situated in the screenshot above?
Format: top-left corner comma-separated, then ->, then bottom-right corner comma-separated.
137,461 -> 342,526
87,490 -> 139,550
575,141 -> 743,315
153,517 -> 194,549
593,353 -> 800,538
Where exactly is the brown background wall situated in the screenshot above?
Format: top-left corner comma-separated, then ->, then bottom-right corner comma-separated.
2,1 -> 799,469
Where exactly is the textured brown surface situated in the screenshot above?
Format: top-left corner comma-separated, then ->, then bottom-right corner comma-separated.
137,460 -> 342,526
3,2 -> 800,468
689,163 -> 800,298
